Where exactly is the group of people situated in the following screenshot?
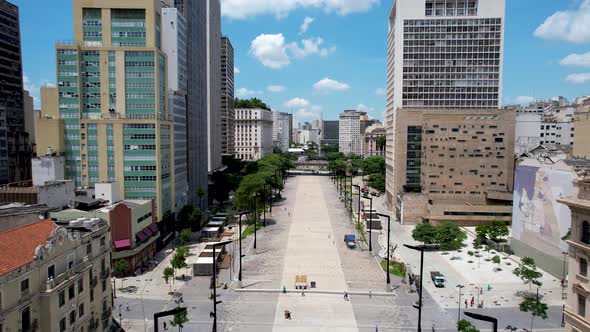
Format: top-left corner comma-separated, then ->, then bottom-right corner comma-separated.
464,296 -> 484,308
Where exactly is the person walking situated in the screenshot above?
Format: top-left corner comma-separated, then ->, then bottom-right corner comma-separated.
464,299 -> 468,308
470,296 -> 475,307
344,291 -> 349,301
432,324 -> 436,332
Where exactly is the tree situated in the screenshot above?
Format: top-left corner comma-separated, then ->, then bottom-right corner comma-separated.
519,295 -> 548,332
492,255 -> 501,271
113,259 -> 130,277
486,220 -> 509,242
458,319 -> 480,332
179,229 -> 192,245
361,156 -> 385,175
163,267 -> 174,291
367,173 -> 385,192
169,309 -> 189,332
171,247 -> 189,279
435,222 -> 467,251
196,187 -> 205,208
376,135 -> 386,156
475,223 -> 489,240
513,257 -> 543,290
412,223 -> 438,245
234,97 -> 270,110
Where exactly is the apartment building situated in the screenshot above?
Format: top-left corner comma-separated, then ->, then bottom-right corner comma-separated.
234,108 -> 273,161
0,0 -> 32,184
0,218 -> 113,332
320,120 -> 339,147
40,0 -> 175,235
272,111 -> 291,152
559,180 -> 590,332
162,7 -> 189,216
221,36 -> 235,156
339,110 -> 364,155
386,0 -> 506,209
394,108 -> 515,225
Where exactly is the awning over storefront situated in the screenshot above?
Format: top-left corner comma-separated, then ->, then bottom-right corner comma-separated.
142,228 -> 153,237
136,231 -> 147,242
113,239 -> 131,249
148,223 -> 158,233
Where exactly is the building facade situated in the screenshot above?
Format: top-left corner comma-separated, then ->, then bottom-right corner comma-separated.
320,120 -> 339,146
272,111 -> 291,152
515,102 -> 575,155
221,36 -> 235,156
559,179 -> 590,332
42,0 -> 175,228
0,0 -> 31,184
339,110 -> 364,155
386,0 -> 506,208
162,7 -> 189,216
0,218 -> 113,332
362,123 -> 385,157
394,108 -> 514,225
234,108 -> 273,161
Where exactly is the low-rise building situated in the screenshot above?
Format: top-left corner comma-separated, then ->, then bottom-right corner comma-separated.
234,108 -> 273,161
362,123 -> 385,157
515,104 -> 575,156
0,218 -> 113,332
51,199 -> 158,275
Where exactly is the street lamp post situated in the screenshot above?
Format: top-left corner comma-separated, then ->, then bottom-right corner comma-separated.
404,244 -> 425,332
237,211 -> 253,287
262,188 -> 266,227
457,284 -> 465,322
562,251 -> 568,300
353,185 -> 361,224
349,176 -> 353,211
464,311 -> 498,332
253,195 -> 258,250
211,240 -> 233,332
362,195 -> 373,252
376,213 -> 391,285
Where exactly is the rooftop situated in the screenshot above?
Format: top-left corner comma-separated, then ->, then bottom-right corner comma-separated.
0,219 -> 58,275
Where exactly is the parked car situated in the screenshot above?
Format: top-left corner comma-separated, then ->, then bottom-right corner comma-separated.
344,234 -> 356,249
430,271 -> 445,287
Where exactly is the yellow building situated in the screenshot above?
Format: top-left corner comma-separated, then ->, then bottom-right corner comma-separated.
39,0 -> 175,231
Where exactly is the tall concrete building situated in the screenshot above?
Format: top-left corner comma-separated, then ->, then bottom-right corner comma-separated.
41,0 -> 175,236
339,110 -> 364,155
386,0 -> 506,212
272,111 -> 291,152
235,108 -> 273,161
320,120 -> 339,146
162,7 -> 189,216
0,0 -> 31,184
221,36 -> 235,155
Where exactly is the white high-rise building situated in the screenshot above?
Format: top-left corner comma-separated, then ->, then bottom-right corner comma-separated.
272,111 -> 291,152
385,0 -> 506,205
235,108 -> 273,161
339,110 -> 363,155
162,7 -> 189,216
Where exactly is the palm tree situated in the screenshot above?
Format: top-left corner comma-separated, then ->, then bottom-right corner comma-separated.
376,135 -> 386,156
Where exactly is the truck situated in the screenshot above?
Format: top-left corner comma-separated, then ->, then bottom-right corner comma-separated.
344,234 -> 356,249
430,271 -> 445,287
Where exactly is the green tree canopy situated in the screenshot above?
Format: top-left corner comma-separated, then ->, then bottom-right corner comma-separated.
113,260 -> 130,276
436,222 -> 467,251
163,267 -> 174,284
361,156 -> 385,175
520,296 -> 548,332
234,97 -> 271,110
179,229 -> 192,245
513,257 -> 543,290
458,319 -> 480,332
368,173 -> 385,192
412,223 -> 438,245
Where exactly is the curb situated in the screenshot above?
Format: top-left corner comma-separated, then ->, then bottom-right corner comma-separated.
232,288 -> 395,297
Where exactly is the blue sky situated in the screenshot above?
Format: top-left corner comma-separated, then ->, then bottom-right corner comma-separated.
12,0 -> 590,125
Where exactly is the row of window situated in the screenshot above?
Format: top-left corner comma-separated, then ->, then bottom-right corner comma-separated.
124,134 -> 156,140
124,144 -> 156,150
124,175 -> 157,181
113,31 -> 146,38
124,165 -> 157,171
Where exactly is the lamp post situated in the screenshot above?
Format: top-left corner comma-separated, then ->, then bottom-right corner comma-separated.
362,194 -> 373,252
376,213 -> 391,285
352,185 -> 361,224
464,311 -> 498,332
349,176 -> 354,211
261,189 -> 266,227
237,211 -> 253,287
404,244 -> 425,332
457,284 -> 465,322
267,181 -> 272,213
253,195 -> 258,250
562,251 -> 568,300
210,240 -> 233,332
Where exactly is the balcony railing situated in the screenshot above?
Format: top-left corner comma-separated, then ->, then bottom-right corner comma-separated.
81,113 -> 171,121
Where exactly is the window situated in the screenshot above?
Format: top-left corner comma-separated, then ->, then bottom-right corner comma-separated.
90,289 -> 94,303
78,278 -> 84,293
21,306 -> 30,332
79,303 -> 85,318
581,257 -> 588,277
59,318 -> 66,332
579,294 -> 586,317
21,278 -> 29,294
69,310 -> 76,325
48,265 -> 56,279
86,243 -> 92,255
582,221 -> 590,244
102,279 -> 106,292
69,285 -> 75,300
59,290 -> 66,307
100,237 -> 106,248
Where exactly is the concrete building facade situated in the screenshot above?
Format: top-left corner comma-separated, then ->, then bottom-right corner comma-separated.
394,108 -> 515,225
339,110 -> 364,155
234,108 -> 273,161
38,0 -> 177,240
0,218 -> 113,332
320,120 -> 339,147
362,122 -> 386,157
272,111 -> 291,152
559,180 -> 590,332
221,36 -> 235,156
515,104 -> 575,155
386,0 -> 506,209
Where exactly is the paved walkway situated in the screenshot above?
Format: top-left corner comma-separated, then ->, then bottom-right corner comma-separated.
273,176 -> 359,331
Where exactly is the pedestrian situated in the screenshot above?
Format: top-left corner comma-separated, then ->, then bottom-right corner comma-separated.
480,288 -> 483,295
369,290 -> 372,298
375,325 -> 379,332
344,291 -> 349,301
464,299 -> 468,308
126,304 -> 130,311
481,300 -> 484,308
301,291 -> 305,297
163,321 -> 167,330
283,286 -> 287,294
470,296 -> 475,307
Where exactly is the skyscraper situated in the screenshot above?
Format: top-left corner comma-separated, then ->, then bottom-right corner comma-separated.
272,111 -> 291,152
385,0 -> 510,225
221,36 -> 235,155
0,0 -> 31,184
339,110 -> 364,155
44,0 -> 175,231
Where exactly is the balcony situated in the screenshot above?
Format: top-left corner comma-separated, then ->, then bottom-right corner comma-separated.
81,113 -> 171,121
42,263 -> 91,293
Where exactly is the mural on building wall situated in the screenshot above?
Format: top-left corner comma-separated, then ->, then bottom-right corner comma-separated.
512,165 -> 573,258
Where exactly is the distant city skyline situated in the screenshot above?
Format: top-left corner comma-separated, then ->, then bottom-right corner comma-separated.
12,0 -> 590,126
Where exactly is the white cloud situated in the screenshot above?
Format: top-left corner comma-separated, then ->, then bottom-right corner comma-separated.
288,37 -> 336,58
249,34 -> 291,69
236,87 -> 262,98
375,88 -> 385,95
294,104 -> 322,123
356,103 -> 375,113
313,78 -> 350,93
234,66 -> 240,74
284,97 -> 310,109
534,0 -> 590,43
560,52 -> 590,67
299,16 -> 315,34
514,96 -> 535,105
566,72 -> 590,84
267,85 -> 287,92
249,33 -> 335,69
221,0 -> 379,19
